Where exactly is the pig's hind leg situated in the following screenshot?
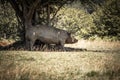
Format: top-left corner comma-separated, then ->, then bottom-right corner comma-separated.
26,39 -> 31,50
29,39 -> 36,51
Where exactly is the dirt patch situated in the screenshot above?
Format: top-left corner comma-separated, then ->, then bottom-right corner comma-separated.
0,42 -> 11,47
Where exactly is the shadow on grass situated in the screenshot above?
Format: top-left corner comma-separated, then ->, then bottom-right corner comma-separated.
0,41 -> 119,53
0,41 -> 87,52
85,69 -> 120,80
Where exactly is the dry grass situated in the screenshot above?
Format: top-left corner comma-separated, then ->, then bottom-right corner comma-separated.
0,40 -> 120,80
0,51 -> 120,80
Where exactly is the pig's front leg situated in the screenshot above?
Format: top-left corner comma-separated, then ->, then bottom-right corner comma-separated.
59,41 -> 66,51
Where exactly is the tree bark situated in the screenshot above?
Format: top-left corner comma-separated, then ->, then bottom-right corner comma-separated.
23,0 -> 41,29
8,0 -> 23,22
47,4 -> 50,26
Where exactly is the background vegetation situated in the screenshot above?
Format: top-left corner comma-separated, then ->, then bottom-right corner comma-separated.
0,0 -> 120,41
0,2 -> 19,40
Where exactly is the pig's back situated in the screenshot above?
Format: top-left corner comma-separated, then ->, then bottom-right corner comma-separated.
35,25 -> 61,43
26,25 -> 68,44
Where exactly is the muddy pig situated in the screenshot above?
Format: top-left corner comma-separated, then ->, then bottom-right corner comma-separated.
25,25 -> 78,50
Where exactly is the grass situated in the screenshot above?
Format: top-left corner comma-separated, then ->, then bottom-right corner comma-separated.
0,40 -> 120,80
0,51 -> 120,80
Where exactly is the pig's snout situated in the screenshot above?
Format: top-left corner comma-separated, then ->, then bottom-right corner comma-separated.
66,37 -> 78,44
71,38 -> 78,43
73,38 -> 78,43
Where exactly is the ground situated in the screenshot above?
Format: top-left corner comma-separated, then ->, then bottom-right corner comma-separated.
0,40 -> 120,80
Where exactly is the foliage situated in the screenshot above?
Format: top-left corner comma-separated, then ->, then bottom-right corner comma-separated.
54,1 -> 96,39
53,0 -> 120,40
0,0 -> 74,40
0,0 -> 120,41
0,3 -> 19,40
91,0 -> 120,40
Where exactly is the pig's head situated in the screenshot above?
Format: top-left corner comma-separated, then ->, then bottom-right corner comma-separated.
65,33 -> 78,44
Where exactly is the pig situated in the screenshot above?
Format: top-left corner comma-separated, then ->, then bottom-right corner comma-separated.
25,25 -> 78,50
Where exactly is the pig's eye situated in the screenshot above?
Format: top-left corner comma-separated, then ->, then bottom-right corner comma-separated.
33,32 -> 36,35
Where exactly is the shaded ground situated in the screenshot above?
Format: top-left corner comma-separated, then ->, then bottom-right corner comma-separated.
0,39 -> 120,52
0,40 -> 86,51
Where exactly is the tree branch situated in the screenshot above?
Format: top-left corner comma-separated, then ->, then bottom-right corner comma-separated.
27,0 -> 41,23
8,0 -> 23,21
50,3 -> 65,22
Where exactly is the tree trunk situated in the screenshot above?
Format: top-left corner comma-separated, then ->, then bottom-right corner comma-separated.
47,4 -> 50,26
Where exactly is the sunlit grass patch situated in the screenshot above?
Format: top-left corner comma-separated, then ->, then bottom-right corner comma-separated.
65,40 -> 120,52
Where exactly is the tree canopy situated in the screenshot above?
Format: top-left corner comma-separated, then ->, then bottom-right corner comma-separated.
0,0 -> 75,26
0,0 -> 120,41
